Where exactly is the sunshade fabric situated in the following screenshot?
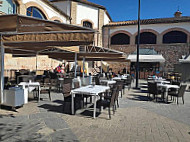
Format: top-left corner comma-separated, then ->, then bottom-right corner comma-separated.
0,14 -> 94,50
48,53 -> 129,62
127,55 -> 165,62
2,31 -> 94,47
0,14 -> 93,33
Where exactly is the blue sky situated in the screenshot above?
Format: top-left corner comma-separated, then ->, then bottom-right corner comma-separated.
88,0 -> 190,21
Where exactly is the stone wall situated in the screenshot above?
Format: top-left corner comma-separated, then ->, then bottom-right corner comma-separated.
108,43 -> 190,73
4,54 -> 61,71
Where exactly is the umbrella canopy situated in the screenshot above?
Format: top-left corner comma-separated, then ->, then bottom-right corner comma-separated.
40,46 -> 130,62
0,14 -> 95,52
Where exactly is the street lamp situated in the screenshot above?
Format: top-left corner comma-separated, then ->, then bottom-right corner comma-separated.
136,0 -> 141,88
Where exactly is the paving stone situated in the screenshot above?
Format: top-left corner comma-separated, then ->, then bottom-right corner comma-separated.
1,80 -> 190,142
43,117 -> 69,130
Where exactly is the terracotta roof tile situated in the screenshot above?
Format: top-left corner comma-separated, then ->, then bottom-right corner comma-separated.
104,16 -> 190,27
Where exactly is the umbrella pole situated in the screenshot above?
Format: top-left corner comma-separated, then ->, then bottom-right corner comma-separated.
0,34 -> 4,104
36,55 -> 38,71
101,60 -> 103,74
74,53 -> 77,78
83,57 -> 85,78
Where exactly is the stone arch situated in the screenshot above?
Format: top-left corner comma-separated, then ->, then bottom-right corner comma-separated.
134,29 -> 159,36
25,1 -> 49,20
161,27 -> 190,43
110,30 -> 131,45
110,30 -> 132,45
132,29 -> 159,45
50,16 -> 63,23
81,19 -> 94,29
111,30 -> 132,37
133,29 -> 159,44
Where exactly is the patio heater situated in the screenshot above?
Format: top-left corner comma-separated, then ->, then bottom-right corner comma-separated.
136,0 -> 141,88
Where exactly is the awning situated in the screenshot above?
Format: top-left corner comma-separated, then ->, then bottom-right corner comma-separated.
39,46 -> 130,62
179,55 -> 190,63
127,55 -> 165,62
0,14 -> 95,51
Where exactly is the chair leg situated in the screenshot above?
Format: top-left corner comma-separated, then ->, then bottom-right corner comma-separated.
108,107 -> 111,119
113,106 -> 115,115
49,91 -> 51,101
117,100 -> 119,108
182,97 -> 184,104
177,97 -> 178,105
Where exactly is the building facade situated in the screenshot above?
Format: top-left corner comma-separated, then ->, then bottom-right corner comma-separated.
0,0 -> 111,73
103,11 -> 190,76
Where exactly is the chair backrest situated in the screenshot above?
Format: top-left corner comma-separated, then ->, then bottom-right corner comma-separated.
148,82 -> 158,95
62,83 -> 72,97
81,77 -> 90,86
64,78 -> 73,84
99,77 -> 107,81
94,76 -> 100,85
172,81 -> 180,86
125,77 -> 132,85
110,88 -> 117,107
44,78 -> 50,84
74,81 -> 80,89
116,80 -> 124,90
114,86 -> 120,101
51,79 -> 57,86
178,85 -> 187,97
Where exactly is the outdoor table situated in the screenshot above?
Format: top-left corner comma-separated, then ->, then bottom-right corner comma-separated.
18,82 -> 41,102
112,76 -> 127,80
157,84 -> 179,102
71,85 -> 110,118
100,80 -> 116,86
155,80 -> 170,84
17,75 -> 35,84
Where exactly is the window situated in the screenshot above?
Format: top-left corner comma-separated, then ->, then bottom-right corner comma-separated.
83,21 -> 92,28
135,32 -> 156,44
163,31 -> 187,43
13,1 -> 18,14
27,7 -> 46,19
111,33 -> 130,45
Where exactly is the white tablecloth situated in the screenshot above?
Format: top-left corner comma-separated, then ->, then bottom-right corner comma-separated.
157,84 -> 179,102
71,85 -> 110,118
18,82 -> 41,102
100,80 -> 116,86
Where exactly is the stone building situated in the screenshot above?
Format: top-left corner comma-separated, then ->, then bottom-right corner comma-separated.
0,0 -> 111,73
103,10 -> 190,76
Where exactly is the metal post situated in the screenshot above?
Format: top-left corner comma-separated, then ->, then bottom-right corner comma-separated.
136,0 -> 141,88
100,60 -> 103,74
0,34 -> 4,104
83,56 -> 85,78
36,54 -> 38,71
74,53 -> 77,78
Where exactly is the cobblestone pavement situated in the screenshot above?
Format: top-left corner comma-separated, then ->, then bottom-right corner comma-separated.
0,80 -> 190,142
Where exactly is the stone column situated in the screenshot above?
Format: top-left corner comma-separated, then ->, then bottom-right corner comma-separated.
70,1 -> 77,25
98,9 -> 104,47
